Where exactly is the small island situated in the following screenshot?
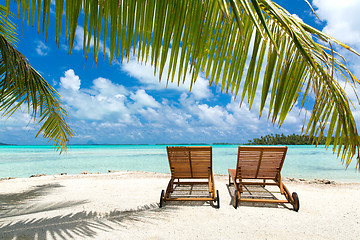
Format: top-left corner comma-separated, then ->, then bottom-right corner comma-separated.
246,133 -> 334,145
0,143 -> 14,145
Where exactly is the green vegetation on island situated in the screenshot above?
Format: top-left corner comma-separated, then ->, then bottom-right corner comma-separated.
246,134 -> 334,145
0,143 -> 15,145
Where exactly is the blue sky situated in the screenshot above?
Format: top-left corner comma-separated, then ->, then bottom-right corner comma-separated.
1,0 -> 359,145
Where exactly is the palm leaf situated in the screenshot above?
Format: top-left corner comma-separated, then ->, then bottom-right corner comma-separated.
4,0 -> 360,167
0,6 -> 73,152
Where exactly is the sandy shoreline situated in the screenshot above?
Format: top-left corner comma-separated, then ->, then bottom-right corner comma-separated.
0,171 -> 359,239
0,170 -> 349,184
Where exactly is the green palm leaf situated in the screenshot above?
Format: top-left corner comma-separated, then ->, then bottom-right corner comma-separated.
0,5 -> 73,152
3,0 -> 360,167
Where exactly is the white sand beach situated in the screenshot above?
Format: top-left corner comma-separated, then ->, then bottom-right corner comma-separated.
0,171 -> 359,240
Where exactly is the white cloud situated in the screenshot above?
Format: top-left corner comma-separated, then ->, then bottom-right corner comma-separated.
291,14 -> 303,22
130,89 -> 161,108
196,104 -> 232,126
35,40 -> 49,56
122,51 -> 212,100
0,104 -> 40,144
0,108 -> 33,127
313,0 -> 360,48
59,69 -> 134,122
313,0 -> 360,130
60,69 -> 81,91
2,67 -> 311,144
92,77 -> 128,96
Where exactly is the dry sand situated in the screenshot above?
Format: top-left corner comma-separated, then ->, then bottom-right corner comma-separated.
0,171 -> 359,240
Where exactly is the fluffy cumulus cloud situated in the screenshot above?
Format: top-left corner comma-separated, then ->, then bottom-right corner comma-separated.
313,0 -> 360,48
313,0 -> 360,129
54,68 -> 309,144
59,70 -> 132,122
0,65 -> 311,145
130,90 -> 161,108
60,69 -> 81,91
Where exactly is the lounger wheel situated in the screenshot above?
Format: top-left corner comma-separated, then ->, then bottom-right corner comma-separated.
214,190 -> 220,209
159,190 -> 165,208
292,192 -> 299,212
233,190 -> 239,209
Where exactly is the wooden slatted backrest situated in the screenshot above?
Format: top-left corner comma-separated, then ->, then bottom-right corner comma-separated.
167,146 -> 212,179
236,146 -> 288,179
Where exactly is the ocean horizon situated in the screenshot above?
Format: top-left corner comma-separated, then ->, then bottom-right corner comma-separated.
0,144 -> 359,182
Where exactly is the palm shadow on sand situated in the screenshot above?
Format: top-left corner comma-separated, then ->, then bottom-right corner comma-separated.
0,204 -> 172,239
0,183 -> 174,239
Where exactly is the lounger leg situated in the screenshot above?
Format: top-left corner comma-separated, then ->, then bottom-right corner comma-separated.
233,183 -> 241,208
171,179 -> 179,193
209,179 -> 214,198
165,179 -> 174,198
208,168 -> 215,199
278,174 -> 284,195
234,181 -> 242,194
211,173 -> 215,198
236,179 -> 243,193
282,183 -> 293,203
208,177 -> 212,195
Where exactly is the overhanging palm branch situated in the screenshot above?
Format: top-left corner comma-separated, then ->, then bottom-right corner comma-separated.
0,5 -> 73,152
4,0 -> 360,167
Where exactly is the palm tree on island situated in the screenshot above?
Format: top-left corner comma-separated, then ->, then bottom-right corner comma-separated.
0,0 -> 359,168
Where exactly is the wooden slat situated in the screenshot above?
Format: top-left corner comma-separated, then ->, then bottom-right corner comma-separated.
228,146 -> 295,207
174,181 -> 209,184
240,198 -> 289,203
238,181 -> 278,185
165,197 -> 213,201
164,146 -> 216,204
167,146 -> 212,179
235,146 -> 287,180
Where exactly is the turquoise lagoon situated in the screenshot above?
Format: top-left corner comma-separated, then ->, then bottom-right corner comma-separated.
0,145 -> 359,182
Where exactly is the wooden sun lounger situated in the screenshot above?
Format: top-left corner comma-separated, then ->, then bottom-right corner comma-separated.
159,146 -> 220,208
228,146 -> 299,211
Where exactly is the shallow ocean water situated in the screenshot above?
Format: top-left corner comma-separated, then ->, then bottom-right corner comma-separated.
0,145 -> 359,182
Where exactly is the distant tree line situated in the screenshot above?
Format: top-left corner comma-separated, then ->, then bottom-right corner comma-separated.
246,133 -> 334,145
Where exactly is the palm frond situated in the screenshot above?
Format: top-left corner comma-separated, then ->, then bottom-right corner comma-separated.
0,5 -> 16,44
0,6 -> 73,152
4,0 -> 360,167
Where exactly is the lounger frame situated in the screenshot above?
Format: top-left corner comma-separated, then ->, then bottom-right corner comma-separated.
228,146 -> 299,211
160,146 -> 219,208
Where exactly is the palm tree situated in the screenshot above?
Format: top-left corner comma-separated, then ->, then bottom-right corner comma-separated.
2,0 -> 360,168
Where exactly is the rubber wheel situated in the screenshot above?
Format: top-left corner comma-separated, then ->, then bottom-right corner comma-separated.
159,190 -> 165,208
215,190 -> 220,209
233,190 -> 239,209
292,192 -> 300,212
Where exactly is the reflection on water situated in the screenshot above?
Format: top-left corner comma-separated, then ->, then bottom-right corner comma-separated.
0,145 -> 359,182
